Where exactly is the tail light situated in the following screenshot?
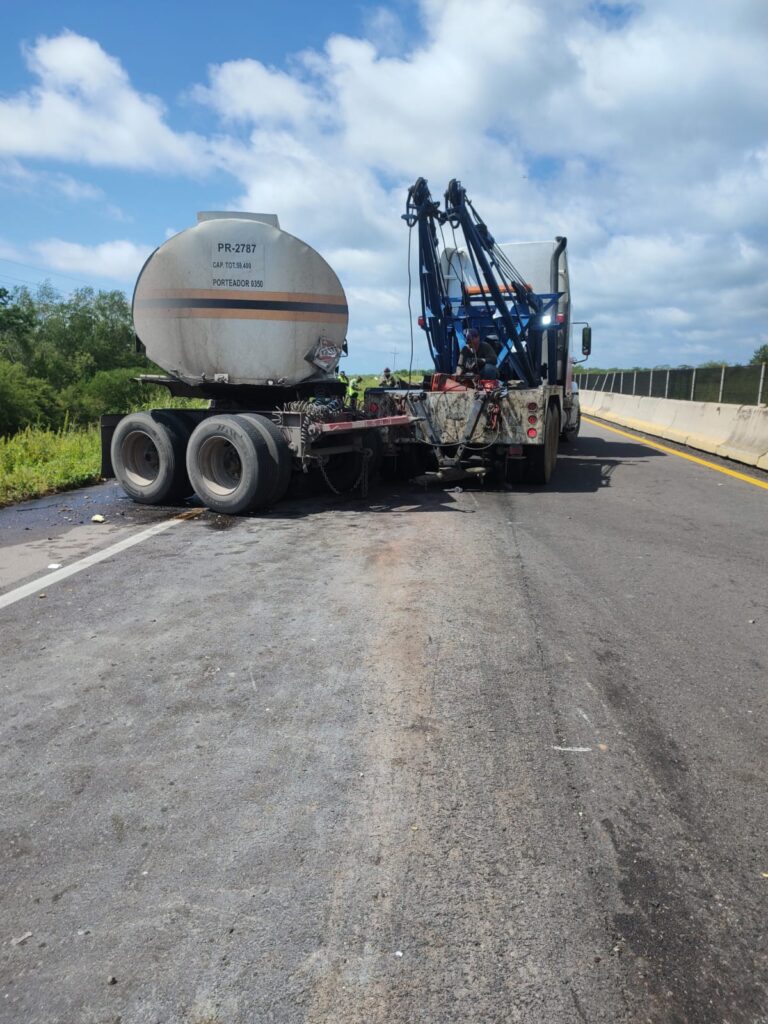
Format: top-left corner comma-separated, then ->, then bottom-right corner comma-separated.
527,402 -> 538,411
527,428 -> 537,438
528,415 -> 537,425
417,315 -> 426,329
369,402 -> 379,414
557,313 -> 565,324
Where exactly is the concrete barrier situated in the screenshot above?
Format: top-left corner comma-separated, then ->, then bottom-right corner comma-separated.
717,406 -> 768,470
580,390 -> 768,470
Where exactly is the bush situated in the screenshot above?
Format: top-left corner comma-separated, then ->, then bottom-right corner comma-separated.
60,366 -> 157,423
0,424 -> 100,507
0,359 -> 62,436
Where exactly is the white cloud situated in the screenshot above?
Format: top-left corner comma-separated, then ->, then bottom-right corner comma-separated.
2,3 -> 768,368
191,59 -> 317,126
0,238 -> 26,264
32,239 -> 152,282
0,158 -> 102,200
0,31 -> 206,171
361,7 -> 408,57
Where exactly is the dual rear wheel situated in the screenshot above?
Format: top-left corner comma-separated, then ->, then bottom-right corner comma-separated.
186,414 -> 291,514
111,411 -> 292,514
110,411 -> 191,505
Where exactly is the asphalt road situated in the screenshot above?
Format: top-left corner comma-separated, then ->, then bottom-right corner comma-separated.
1,419 -> 766,1024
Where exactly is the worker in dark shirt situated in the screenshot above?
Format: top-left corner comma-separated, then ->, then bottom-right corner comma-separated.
477,334 -> 499,378
456,328 -> 487,377
457,329 -> 501,378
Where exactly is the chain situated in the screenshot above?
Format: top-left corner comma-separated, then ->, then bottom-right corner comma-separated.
318,447 -> 372,497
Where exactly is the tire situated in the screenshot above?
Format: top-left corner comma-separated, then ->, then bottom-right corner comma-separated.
186,415 -> 276,514
111,411 -> 191,505
236,414 -> 293,506
561,409 -> 581,442
526,405 -> 560,485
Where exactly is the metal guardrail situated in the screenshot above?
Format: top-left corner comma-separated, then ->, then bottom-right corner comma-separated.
576,364 -> 766,406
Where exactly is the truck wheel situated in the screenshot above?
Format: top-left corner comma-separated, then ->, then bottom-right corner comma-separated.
236,414 -> 293,505
111,411 -> 191,505
527,406 -> 560,484
186,415 -> 276,514
561,409 -> 580,442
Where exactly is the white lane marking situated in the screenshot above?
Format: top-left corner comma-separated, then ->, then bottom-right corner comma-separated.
0,513 -> 198,611
553,746 -> 593,753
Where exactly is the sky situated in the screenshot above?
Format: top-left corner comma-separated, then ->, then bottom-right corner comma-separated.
1,0 -> 767,372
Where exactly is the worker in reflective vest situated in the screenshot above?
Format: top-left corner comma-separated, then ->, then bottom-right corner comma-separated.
347,376 -> 362,409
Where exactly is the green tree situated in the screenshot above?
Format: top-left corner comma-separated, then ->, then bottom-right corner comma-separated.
30,286 -> 137,389
750,343 -> 768,365
60,366 -> 153,423
0,283 -> 148,435
0,287 -> 36,366
0,359 -> 61,436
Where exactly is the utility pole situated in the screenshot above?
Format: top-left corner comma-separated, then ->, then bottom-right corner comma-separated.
390,347 -> 398,372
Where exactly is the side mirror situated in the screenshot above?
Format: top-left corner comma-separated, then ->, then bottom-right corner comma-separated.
581,325 -> 592,357
342,339 -> 349,356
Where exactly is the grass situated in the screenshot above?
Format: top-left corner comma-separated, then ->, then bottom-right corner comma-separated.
0,423 -> 101,508
0,396 -> 206,509
354,369 -> 428,394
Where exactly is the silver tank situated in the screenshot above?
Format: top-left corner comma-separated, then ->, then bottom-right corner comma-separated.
133,212 -> 348,386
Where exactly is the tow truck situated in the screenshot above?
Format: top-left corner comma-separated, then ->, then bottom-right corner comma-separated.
365,178 -> 591,484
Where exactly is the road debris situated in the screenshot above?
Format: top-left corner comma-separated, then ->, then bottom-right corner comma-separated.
12,932 -> 32,946
91,514 -> 106,524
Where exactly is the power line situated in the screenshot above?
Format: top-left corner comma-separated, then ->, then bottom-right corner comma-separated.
0,255 -> 94,289
0,270 -> 40,288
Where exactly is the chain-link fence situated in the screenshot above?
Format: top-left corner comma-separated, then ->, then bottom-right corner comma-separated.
577,364 -> 766,406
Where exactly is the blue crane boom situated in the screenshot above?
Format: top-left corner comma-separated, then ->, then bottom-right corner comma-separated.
404,177 -> 563,389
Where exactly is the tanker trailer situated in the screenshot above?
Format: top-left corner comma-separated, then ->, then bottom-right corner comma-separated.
102,212 -> 410,514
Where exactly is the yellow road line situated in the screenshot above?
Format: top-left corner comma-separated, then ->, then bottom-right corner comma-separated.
582,415 -> 768,492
